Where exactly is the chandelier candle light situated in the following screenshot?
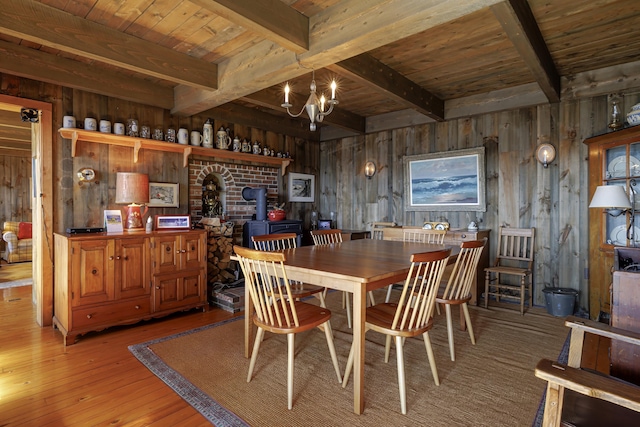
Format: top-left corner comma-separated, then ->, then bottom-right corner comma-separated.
282,71 -> 338,131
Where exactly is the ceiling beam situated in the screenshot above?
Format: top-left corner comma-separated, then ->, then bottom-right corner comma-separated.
208,103 -> 320,141
173,0 -> 504,116
331,53 -> 445,121
241,90 -> 366,133
0,0 -> 218,91
190,0 -> 309,53
0,40 -> 173,110
491,0 -> 560,103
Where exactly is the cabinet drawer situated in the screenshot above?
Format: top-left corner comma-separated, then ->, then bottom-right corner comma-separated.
72,298 -> 151,329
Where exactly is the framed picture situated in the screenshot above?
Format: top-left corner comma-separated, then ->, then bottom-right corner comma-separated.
404,147 -> 486,212
148,182 -> 179,208
154,215 -> 191,230
288,172 -> 315,202
104,209 -> 123,233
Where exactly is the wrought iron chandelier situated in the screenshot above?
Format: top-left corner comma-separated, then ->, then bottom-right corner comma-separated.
281,71 -> 338,131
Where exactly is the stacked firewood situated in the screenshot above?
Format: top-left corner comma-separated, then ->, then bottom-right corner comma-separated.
206,230 -> 236,285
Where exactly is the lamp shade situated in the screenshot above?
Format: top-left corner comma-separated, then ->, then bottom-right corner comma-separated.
589,185 -> 631,209
115,172 -> 149,204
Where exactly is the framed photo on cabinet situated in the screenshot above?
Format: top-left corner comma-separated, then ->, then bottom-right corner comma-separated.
104,209 -> 123,233
154,215 -> 191,230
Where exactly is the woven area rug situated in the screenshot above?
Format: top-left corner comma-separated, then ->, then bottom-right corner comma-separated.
130,291 -> 568,426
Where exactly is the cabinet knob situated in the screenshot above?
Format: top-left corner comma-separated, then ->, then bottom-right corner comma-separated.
165,247 -> 171,252
86,314 -> 92,319
461,234 -> 467,239
123,256 -> 129,261
135,305 -> 140,309
191,246 -> 195,251
181,249 -> 186,253
91,269 -> 98,275
156,286 -> 161,290
116,256 -> 121,260
176,250 -> 181,254
109,256 -> 114,261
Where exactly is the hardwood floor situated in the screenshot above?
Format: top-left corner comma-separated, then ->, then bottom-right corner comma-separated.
0,285 -> 239,426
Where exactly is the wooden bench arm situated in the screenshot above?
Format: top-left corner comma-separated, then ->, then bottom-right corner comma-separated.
564,316 -> 640,368
535,359 -> 640,427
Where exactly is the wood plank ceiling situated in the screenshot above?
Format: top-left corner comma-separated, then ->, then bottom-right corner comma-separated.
0,0 -> 639,141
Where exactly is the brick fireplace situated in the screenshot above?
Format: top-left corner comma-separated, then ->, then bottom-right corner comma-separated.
188,158 -> 280,244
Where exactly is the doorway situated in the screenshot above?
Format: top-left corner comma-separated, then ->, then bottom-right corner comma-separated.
0,95 -> 54,327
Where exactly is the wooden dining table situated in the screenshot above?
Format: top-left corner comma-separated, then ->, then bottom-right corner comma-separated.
240,238 -> 459,415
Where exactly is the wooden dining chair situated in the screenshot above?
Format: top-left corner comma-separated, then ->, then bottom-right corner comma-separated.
436,238 -> 486,361
251,233 -> 326,307
310,229 -> 375,327
341,249 -> 451,414
385,228 -> 448,303
234,245 -> 342,410
371,221 -> 396,240
484,227 -> 535,315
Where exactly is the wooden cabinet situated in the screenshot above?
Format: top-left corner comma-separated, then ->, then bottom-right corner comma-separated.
584,126 -> 640,318
380,226 -> 491,305
54,230 -> 207,345
151,232 -> 207,312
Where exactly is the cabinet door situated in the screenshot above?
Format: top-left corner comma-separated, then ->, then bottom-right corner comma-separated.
70,239 -> 115,307
153,235 -> 179,273
115,237 -> 151,299
152,273 -> 182,312
182,233 -> 205,270
182,270 -> 205,304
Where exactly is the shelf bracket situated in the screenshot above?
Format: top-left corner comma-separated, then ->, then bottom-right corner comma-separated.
183,147 -> 192,167
281,159 -> 291,176
133,140 -> 141,163
70,130 -> 79,157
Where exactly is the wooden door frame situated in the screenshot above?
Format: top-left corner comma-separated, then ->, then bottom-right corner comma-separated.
0,94 -> 54,327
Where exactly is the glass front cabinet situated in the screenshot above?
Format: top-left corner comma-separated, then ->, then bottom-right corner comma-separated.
584,126 -> 640,319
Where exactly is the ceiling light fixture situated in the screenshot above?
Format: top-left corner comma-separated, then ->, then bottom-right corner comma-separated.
282,71 -> 338,131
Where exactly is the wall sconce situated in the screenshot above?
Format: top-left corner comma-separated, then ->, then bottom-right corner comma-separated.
116,172 -> 150,231
535,143 -> 556,168
364,161 -> 376,179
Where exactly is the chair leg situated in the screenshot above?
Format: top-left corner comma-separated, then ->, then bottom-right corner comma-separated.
247,327 -> 265,382
422,331 -> 440,386
484,271 -> 490,309
342,342 -> 355,388
385,284 -> 393,303
368,291 -> 376,306
322,321 -> 342,383
395,335 -> 407,415
317,290 -> 327,308
345,292 -> 352,328
462,303 -> 476,346
520,277 -> 525,315
385,335 -> 392,363
528,277 -> 533,312
444,304 -> 455,361
435,302 -> 441,315
287,333 -> 295,410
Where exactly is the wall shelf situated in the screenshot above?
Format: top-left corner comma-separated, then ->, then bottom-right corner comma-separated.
58,128 -> 292,174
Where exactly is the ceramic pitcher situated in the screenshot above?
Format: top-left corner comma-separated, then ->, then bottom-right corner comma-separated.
203,119 -> 214,148
216,127 -> 231,150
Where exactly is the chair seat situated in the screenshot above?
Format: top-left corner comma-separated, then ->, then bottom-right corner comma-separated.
253,301 -> 332,334
287,283 -> 325,299
485,265 -> 530,276
366,303 -> 433,338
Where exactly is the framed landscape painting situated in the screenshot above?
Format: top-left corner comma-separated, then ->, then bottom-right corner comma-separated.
148,182 -> 179,208
404,147 -> 486,212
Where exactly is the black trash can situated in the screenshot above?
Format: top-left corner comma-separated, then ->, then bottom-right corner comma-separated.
542,287 -> 578,316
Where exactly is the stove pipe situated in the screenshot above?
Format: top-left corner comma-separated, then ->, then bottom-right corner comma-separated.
242,187 -> 267,220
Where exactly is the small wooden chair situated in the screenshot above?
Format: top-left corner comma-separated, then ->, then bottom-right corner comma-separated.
234,245 -> 342,410
310,229 -> 375,327
371,221 -> 396,240
342,249 -> 451,414
484,227 -> 535,315
436,238 -> 486,361
251,233 -> 326,306
385,228 -> 447,303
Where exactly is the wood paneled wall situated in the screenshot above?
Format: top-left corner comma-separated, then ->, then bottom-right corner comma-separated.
320,92 -> 640,315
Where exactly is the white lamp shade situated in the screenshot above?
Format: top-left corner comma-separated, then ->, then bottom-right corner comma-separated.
589,185 -> 632,209
115,172 -> 149,204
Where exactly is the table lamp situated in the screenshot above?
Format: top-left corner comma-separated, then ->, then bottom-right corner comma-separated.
116,172 -> 149,231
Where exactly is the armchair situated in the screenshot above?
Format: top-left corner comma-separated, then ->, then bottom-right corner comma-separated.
535,317 -> 640,426
2,221 -> 33,263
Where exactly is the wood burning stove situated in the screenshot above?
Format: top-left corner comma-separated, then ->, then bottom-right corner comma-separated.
242,220 -> 303,248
